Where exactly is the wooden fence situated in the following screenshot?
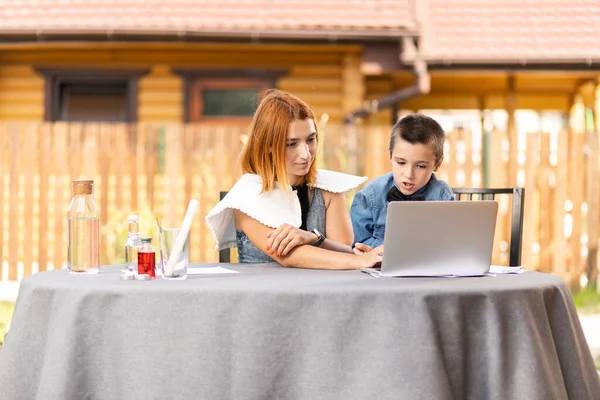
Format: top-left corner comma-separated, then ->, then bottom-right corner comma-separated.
0,122 -> 598,287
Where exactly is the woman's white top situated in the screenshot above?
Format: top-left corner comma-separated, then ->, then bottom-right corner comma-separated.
205,169 -> 367,250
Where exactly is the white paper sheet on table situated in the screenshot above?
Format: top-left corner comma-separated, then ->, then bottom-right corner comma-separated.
187,266 -> 239,275
153,266 -> 239,276
488,265 -> 525,274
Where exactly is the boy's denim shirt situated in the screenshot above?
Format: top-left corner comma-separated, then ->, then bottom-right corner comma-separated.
350,172 -> 454,247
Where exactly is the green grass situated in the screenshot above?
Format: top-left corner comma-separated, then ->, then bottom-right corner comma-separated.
572,287 -> 600,315
0,301 -> 15,347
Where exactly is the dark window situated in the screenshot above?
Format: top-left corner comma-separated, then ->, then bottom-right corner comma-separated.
202,88 -> 260,117
36,69 -> 147,122
58,81 -> 128,122
188,79 -> 269,122
174,70 -> 288,123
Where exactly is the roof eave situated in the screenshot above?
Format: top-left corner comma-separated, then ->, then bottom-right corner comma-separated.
0,27 -> 420,43
404,56 -> 600,69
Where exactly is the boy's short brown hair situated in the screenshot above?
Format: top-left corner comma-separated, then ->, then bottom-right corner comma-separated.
389,114 -> 445,162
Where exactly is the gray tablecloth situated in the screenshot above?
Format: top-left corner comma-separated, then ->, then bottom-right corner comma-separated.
1,264 -> 599,400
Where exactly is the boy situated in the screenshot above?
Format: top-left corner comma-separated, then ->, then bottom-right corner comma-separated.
351,114 -> 454,248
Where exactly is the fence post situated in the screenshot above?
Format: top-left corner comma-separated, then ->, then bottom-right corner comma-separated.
553,130 -> 569,281
523,133 -> 539,270
587,130 -> 599,290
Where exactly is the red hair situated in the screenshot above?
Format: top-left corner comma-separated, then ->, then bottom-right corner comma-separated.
239,89 -> 319,192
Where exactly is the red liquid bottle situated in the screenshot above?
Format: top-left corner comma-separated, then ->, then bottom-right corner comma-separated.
138,238 -> 156,279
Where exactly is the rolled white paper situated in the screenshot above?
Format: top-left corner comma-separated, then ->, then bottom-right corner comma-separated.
164,198 -> 199,276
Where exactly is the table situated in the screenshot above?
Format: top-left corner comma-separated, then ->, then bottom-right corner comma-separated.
1,264 -> 599,400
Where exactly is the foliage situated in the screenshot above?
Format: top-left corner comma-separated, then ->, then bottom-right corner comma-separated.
100,201 -> 160,266
0,301 -> 15,348
572,286 -> 600,315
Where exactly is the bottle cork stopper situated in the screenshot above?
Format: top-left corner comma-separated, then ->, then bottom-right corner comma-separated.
72,179 -> 94,195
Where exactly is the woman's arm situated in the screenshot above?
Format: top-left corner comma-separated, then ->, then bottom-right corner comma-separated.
322,191 -> 353,244
317,191 -> 355,253
267,191 -> 356,256
234,209 -> 381,270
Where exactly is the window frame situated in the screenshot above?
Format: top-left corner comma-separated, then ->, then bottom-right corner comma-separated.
36,69 -> 148,122
175,69 -> 288,123
190,78 -> 269,122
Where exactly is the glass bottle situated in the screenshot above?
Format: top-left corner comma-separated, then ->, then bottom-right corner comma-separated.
125,212 -> 142,272
67,179 -> 100,274
138,238 -> 156,279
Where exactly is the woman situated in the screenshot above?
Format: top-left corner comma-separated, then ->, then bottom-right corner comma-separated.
206,89 -> 382,270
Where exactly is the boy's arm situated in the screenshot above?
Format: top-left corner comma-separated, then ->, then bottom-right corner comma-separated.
350,189 -> 379,247
433,178 -> 455,201
443,186 -> 456,201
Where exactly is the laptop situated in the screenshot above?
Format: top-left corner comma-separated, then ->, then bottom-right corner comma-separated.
362,201 -> 498,277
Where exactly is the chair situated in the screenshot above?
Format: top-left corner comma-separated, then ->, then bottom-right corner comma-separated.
452,187 -> 525,266
218,191 -> 231,263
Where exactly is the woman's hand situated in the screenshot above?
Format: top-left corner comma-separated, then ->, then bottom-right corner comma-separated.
267,224 -> 316,257
352,242 -> 373,255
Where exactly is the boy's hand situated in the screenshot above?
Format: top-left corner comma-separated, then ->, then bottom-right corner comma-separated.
267,223 -> 316,257
370,245 -> 384,257
353,242 -> 373,255
358,245 -> 384,269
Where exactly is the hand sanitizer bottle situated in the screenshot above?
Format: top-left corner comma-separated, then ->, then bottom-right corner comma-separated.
125,212 -> 142,272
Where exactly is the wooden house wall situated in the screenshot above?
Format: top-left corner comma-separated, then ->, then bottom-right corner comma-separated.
138,65 -> 183,122
0,43 -> 365,124
2,42 -> 595,124
0,65 -> 44,121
